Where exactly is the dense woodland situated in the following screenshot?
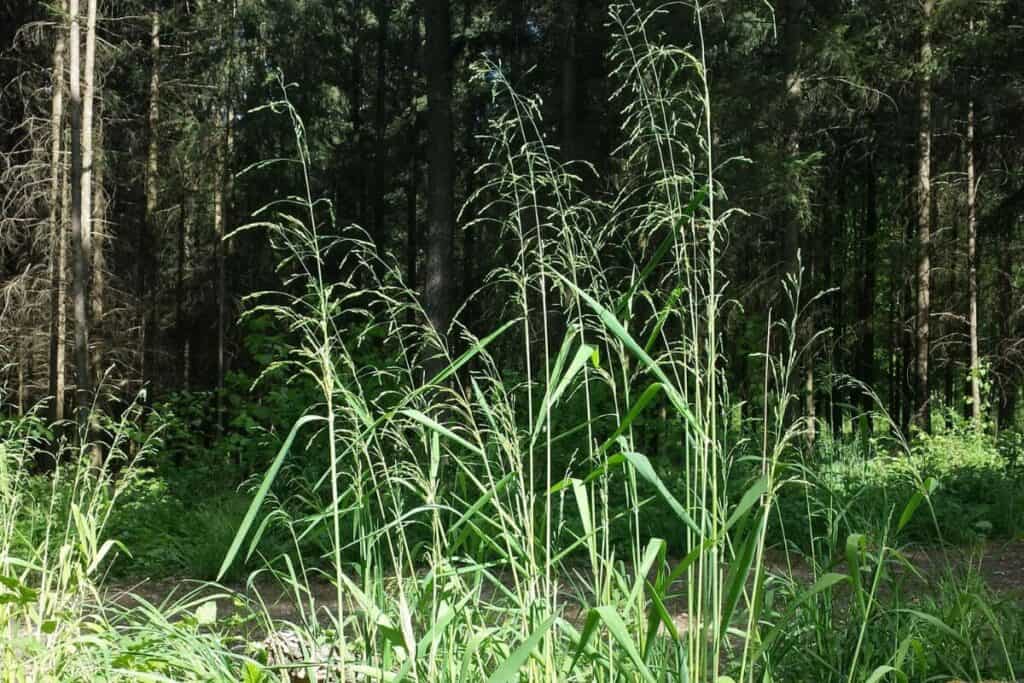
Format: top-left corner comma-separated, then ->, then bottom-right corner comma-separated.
1,1 -> 1024,681
1,0 -> 1021,433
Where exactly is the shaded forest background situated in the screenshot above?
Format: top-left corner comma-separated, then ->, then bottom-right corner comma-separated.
1,0 -> 1023,436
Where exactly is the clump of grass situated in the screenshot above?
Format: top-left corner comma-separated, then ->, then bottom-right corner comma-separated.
219,4 -> 804,681
0,397 -> 145,678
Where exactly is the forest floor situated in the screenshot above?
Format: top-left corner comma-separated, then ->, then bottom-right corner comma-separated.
105,539 -> 1024,632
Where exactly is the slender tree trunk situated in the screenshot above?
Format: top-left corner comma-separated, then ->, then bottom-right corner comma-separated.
214,0 -> 237,431
860,160 -> 878,423
913,0 -> 934,433
69,0 -> 94,446
559,0 -> 579,162
830,179 -> 846,437
141,10 -> 160,390
48,15 -> 66,424
998,231 -> 1016,427
424,0 -> 455,340
214,118 -> 226,430
351,0 -> 365,227
901,192 -> 915,435
82,0 -> 98,464
372,0 -> 389,246
819,188 -> 835,435
461,0 -> 479,334
176,189 -> 188,388
405,7 -> 420,301
781,0 -> 805,279
967,97 -> 981,423
407,125 -> 419,295
91,105 -> 105,385
889,241 -> 899,422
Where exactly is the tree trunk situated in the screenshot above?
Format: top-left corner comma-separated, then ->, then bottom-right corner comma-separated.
141,10 -> 160,390
69,0 -> 94,446
781,0 -> 805,279
351,0 -> 365,228
859,160 -> 878,422
91,103 -> 105,385
888,237 -> 899,422
373,0 -> 389,247
901,192 -> 915,435
48,14 -> 66,424
424,0 -> 455,340
559,0 -> 579,162
913,0 -> 934,433
997,225 -> 1015,427
214,117 -> 226,430
967,96 -> 981,424
176,189 -> 189,388
405,9 -> 420,314
830,178 -> 847,436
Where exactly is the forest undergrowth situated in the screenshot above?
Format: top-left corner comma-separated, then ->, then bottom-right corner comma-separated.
1,4 -> 1023,682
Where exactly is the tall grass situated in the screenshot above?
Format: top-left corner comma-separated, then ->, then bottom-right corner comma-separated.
1,2 -> 1020,681
0,394 -> 139,678
220,3 -> 814,681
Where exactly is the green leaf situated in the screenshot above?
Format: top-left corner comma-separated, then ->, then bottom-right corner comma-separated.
592,606 -> 658,683
846,533 -> 868,616
612,187 -> 707,317
402,409 -> 484,456
553,274 -> 703,439
865,664 -> 905,683
218,414 -> 324,580
643,581 -> 680,660
485,616 -> 556,683
897,477 -> 938,533
597,383 -> 663,456
623,450 -> 699,534
724,475 -> 768,532
720,512 -> 763,641
532,343 -> 595,442
894,609 -> 970,646
754,572 -> 849,658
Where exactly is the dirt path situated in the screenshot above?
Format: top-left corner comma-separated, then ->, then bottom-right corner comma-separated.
105,540 -> 1024,627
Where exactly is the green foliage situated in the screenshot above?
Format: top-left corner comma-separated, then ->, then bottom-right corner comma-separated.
795,420 -> 1024,544
2,4 -> 1023,681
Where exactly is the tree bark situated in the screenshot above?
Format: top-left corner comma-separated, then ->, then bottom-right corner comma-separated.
967,96 -> 981,423
405,9 -> 420,312
91,102 -> 105,385
424,0 -> 455,340
48,12 -> 66,424
372,0 -> 389,247
913,0 -> 934,433
82,0 -> 98,464
559,0 -> 579,162
997,231 -> 1016,428
69,0 -> 94,445
176,189 -> 189,388
781,0 -> 805,279
214,117 -> 226,429
351,0 -> 366,228
859,160 -> 878,421
141,10 -> 160,390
